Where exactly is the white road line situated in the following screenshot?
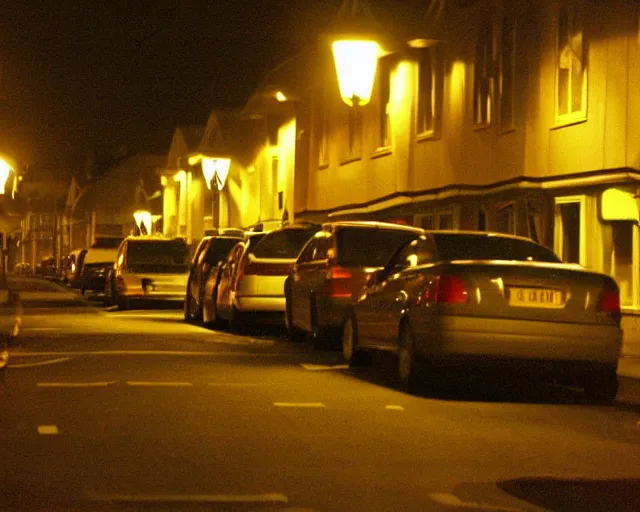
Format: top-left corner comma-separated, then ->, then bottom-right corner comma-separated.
385,405 -> 405,411
300,363 -> 349,371
37,381 -> 117,388
207,382 -> 260,387
37,425 -> 59,435
9,357 -> 71,368
9,350 -> 280,357
23,327 -> 63,331
429,493 -> 525,511
273,402 -> 326,408
86,492 -> 288,504
127,381 -> 193,387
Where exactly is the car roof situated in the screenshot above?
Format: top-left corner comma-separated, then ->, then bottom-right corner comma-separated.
124,235 -> 185,243
425,229 -> 543,244
83,248 -> 119,264
322,220 -> 424,233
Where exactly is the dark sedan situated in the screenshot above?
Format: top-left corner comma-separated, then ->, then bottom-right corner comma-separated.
344,231 -> 622,403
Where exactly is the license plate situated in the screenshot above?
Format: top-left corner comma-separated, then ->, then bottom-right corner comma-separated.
509,287 -> 564,308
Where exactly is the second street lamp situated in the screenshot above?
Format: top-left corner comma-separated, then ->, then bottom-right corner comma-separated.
200,157 -> 231,231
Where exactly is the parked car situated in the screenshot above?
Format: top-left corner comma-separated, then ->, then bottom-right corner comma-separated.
344,230 -> 623,403
202,232 -> 266,328
62,248 -> 88,288
105,236 -> 190,310
0,282 -> 22,383
184,234 -> 244,321
79,248 -> 119,297
285,221 -> 425,347
91,235 -> 125,249
214,223 -> 320,331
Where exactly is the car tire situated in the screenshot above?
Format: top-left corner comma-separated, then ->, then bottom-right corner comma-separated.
228,307 -> 244,334
397,320 -> 416,389
342,314 -> 370,367
116,293 -> 129,311
203,293 -> 222,329
184,284 -> 195,322
308,293 -> 326,350
284,284 -> 305,343
581,369 -> 618,405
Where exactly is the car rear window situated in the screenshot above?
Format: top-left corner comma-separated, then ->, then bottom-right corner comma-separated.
431,234 -> 561,263
336,228 -> 421,267
127,240 -> 190,273
205,238 -> 242,263
253,228 -> 318,259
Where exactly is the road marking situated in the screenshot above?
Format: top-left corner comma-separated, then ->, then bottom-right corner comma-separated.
86,492 -> 289,504
127,381 -> 193,387
300,363 -> 349,371
37,381 -> 117,388
385,405 -> 405,411
429,493 -> 525,511
273,402 -> 326,408
37,425 -> 59,435
207,382 -> 260,387
204,337 -> 275,346
23,327 -> 62,331
9,350 -> 280,357
9,357 -> 71,368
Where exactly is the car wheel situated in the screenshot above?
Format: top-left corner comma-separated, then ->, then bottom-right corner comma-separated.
228,307 -> 244,334
184,286 -> 197,322
397,321 -> 416,388
203,293 -> 222,329
342,314 -> 370,367
285,285 -> 305,343
581,369 -> 618,405
116,293 -> 129,311
308,293 -> 326,350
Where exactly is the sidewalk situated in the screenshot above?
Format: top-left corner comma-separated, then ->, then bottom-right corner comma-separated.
618,357 -> 640,380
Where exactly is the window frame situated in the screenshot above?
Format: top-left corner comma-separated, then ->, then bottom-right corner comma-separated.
554,195 -> 587,265
416,43 -> 444,140
554,1 -> 587,125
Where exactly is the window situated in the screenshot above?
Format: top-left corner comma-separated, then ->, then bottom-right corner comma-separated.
478,209 -> 486,231
378,56 -> 391,148
315,86 -> 328,167
416,44 -> 443,136
418,214 -> 434,230
556,2 -> 586,122
415,211 -> 454,230
496,204 -> 515,234
474,20 -> 494,126
432,233 -> 560,262
500,16 -> 515,130
554,196 -> 586,265
438,213 -> 453,230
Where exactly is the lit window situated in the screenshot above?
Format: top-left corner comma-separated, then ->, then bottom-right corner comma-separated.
500,16 -> 516,130
556,2 -> 587,122
417,44 -> 443,136
474,20 -> 493,126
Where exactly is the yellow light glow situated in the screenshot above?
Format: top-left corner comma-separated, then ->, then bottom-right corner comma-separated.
0,157 -> 13,195
275,91 -> 287,102
188,153 -> 204,166
160,176 -> 168,186
408,38 -> 430,48
173,170 -> 186,183
202,157 -> 231,191
332,40 -> 379,106
133,210 -> 152,235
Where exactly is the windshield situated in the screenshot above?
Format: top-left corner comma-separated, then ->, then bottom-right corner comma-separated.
204,238 -> 242,264
431,233 -> 562,262
126,240 -> 190,273
337,228 -> 420,267
253,228 -> 318,259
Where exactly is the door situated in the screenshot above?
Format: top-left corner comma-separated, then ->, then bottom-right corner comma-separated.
216,244 -> 244,315
291,237 -> 317,331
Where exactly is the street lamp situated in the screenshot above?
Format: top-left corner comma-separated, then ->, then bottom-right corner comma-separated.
133,210 -> 152,235
329,0 -> 382,108
190,155 -> 231,231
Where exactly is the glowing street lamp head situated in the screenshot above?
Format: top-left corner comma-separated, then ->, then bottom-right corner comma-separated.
133,210 -> 152,235
0,158 -> 14,195
332,39 -> 380,107
201,157 -> 231,191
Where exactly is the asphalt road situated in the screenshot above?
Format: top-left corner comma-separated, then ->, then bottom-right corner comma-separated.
2,304 -> 640,511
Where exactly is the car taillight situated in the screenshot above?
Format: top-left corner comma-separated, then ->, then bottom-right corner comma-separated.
598,288 -> 620,314
328,266 -> 352,298
116,275 -> 126,291
424,275 -> 468,304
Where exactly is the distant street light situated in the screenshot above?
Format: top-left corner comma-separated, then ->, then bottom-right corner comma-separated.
133,210 -> 152,235
0,157 -> 13,195
0,156 -> 14,286
189,154 -> 231,231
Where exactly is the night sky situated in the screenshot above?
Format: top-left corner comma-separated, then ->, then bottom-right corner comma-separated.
0,0 -> 345,178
